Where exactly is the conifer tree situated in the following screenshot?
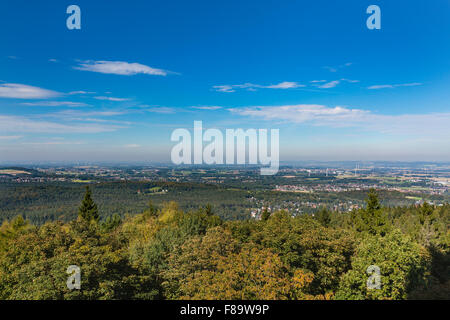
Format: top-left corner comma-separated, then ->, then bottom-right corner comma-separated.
316,207 -> 331,227
261,207 -> 271,221
204,204 -> 213,216
144,200 -> 159,218
78,186 -> 99,223
351,189 -> 387,236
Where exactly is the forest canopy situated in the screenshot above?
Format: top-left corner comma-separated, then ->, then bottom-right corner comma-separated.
0,188 -> 448,300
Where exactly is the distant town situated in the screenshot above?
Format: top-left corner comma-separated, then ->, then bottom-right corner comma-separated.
0,161 -> 448,223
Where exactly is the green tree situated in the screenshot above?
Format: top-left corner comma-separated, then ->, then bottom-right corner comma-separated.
101,214 -> 122,232
335,230 -> 431,300
204,203 -> 213,216
78,186 -> 99,223
143,200 -> 159,218
351,189 -> 388,236
261,207 -> 271,221
419,202 -> 436,225
316,207 -> 331,227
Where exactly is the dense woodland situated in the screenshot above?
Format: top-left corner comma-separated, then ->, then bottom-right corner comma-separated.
1,180 -> 446,224
0,187 -> 448,300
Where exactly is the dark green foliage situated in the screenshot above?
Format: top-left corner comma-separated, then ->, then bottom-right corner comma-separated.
143,201 -> 159,218
315,207 -> 331,227
0,190 -> 448,300
204,203 -> 213,216
261,207 -> 271,221
101,214 -> 122,232
351,189 -> 388,236
336,231 -> 431,300
78,186 -> 99,223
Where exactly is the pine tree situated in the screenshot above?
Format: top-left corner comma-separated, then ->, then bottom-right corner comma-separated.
316,207 -> 331,227
144,200 -> 159,218
351,189 -> 387,236
419,202 -> 435,225
366,188 -> 381,213
363,189 -> 387,235
204,204 -> 213,216
78,186 -> 99,223
261,207 -> 271,221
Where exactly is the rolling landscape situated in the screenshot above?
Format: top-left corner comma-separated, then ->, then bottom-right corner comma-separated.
0,0 -> 449,304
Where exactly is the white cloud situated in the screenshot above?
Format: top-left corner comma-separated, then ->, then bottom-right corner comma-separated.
229,104 -> 450,137
213,79 -> 357,92
22,141 -> 84,145
124,144 -> 140,148
213,85 -> 236,93
230,104 -> 367,123
94,96 -> 130,101
318,80 -> 340,88
68,91 -> 96,95
52,110 -> 125,117
21,101 -> 90,107
191,106 -> 222,110
0,135 -> 22,140
213,81 -> 304,92
311,78 -> 359,89
265,81 -> 305,89
340,78 -> 360,83
0,115 -> 125,133
368,83 -> 422,90
146,107 -> 176,114
0,83 -> 60,99
74,60 -> 168,76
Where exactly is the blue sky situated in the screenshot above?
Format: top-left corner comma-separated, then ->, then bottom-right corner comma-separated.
0,0 -> 449,162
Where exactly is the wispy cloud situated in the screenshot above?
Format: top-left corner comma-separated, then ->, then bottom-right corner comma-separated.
213,85 -> 238,93
22,141 -> 85,145
213,81 -> 305,93
230,104 -> 367,123
146,107 -> 176,114
323,62 -> 352,73
191,106 -> 222,110
317,80 -> 340,88
367,83 -> 422,89
0,83 -> 60,99
340,78 -> 360,83
51,110 -> 125,117
44,110 -> 128,124
0,135 -> 22,140
214,78 -> 360,92
0,115 -> 125,133
94,96 -> 130,101
21,101 -> 90,107
229,104 -> 450,137
68,91 -> 96,95
124,144 -> 140,148
74,60 -> 169,76
265,81 -> 305,89
311,78 -> 359,89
